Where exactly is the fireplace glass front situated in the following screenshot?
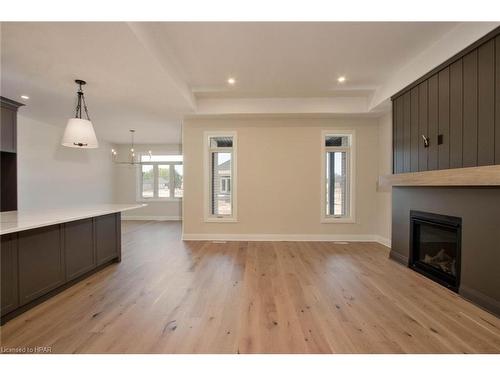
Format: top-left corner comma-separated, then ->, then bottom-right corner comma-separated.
410,211 -> 462,292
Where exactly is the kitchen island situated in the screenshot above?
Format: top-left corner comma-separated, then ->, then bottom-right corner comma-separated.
0,204 -> 144,324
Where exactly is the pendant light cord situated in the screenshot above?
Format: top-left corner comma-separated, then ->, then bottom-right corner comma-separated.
74,81 -> 91,121
81,93 -> 91,121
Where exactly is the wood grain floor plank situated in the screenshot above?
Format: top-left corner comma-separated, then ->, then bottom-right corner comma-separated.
1,221 -> 499,354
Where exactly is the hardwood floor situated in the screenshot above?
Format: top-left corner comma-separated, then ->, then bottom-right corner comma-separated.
1,221 -> 499,353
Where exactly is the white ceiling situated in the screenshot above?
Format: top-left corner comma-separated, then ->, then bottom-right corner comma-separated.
1,22 -> 192,144
158,22 -> 458,98
1,22 -> 495,144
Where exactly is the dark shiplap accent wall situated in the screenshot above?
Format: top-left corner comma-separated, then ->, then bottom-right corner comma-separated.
428,74 -> 439,171
418,80 -> 428,171
478,39 -> 495,165
392,28 -> 500,174
449,59 -> 463,168
497,36 -> 500,163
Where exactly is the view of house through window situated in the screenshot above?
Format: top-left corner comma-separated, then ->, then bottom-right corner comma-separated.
324,134 -> 351,218
139,155 -> 183,200
207,135 -> 235,218
141,165 -> 154,198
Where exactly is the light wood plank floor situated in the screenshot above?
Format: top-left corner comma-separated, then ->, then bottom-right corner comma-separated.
1,221 -> 499,353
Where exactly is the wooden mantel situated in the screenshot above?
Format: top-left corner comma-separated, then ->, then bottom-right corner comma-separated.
379,165 -> 500,188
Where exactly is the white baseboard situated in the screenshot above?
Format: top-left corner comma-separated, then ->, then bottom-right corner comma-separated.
374,235 -> 391,248
182,233 -> 391,246
122,215 -> 182,221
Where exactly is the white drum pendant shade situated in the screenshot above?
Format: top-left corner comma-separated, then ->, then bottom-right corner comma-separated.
62,79 -> 98,148
62,118 -> 98,148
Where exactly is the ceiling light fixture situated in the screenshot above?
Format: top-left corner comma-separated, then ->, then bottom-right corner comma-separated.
337,76 -> 346,83
227,77 -> 236,85
112,130 -> 152,165
20,95 -> 29,100
61,79 -> 98,149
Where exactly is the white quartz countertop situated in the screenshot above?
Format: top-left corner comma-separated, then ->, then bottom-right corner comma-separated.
0,204 -> 146,235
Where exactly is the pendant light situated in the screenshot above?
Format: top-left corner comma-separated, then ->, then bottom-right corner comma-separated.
112,130 -> 152,165
62,79 -> 98,148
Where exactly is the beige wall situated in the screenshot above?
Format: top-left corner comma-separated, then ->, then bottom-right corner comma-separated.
183,116 -> 385,240
18,115 -> 114,210
376,112 -> 393,245
113,143 -> 183,220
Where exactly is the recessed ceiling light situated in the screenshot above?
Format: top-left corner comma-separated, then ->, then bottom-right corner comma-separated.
20,95 -> 30,100
227,77 -> 236,85
337,76 -> 346,83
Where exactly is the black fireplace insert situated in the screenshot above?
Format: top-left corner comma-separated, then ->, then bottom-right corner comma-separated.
409,210 -> 462,292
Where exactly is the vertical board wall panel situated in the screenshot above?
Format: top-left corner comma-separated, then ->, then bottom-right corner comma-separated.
428,74 -> 439,170
392,29 -> 500,172
395,97 -> 404,173
403,92 -> 411,172
463,49 -> 478,167
477,40 -> 495,165
438,67 -> 450,169
418,81 -> 429,171
496,36 -> 500,164
410,87 -> 419,172
449,59 -> 463,168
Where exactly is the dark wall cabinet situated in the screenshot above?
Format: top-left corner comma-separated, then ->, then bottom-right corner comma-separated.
392,28 -> 500,174
1,213 -> 121,323
1,103 -> 17,153
0,97 -> 23,212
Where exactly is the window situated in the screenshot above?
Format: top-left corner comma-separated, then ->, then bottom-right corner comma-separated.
141,165 -> 154,198
174,165 -> 184,198
138,154 -> 183,201
204,132 -> 237,221
321,131 -> 355,222
220,177 -> 231,193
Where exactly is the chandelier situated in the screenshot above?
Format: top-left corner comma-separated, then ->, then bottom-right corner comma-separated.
112,129 -> 152,165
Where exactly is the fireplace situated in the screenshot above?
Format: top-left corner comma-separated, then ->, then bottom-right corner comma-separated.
409,211 -> 462,292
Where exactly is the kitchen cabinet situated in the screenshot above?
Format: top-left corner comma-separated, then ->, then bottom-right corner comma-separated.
18,225 -> 65,305
96,214 -> 119,265
1,212 -> 122,324
1,234 -> 19,315
0,97 -> 23,212
65,218 -> 96,281
0,100 -> 17,153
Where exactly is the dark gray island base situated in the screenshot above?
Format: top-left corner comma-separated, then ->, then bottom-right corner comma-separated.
1,212 -> 121,324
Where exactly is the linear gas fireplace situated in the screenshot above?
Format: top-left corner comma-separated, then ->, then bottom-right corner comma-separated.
409,211 -> 462,292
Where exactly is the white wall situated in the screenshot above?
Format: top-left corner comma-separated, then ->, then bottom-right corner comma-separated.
17,115 -> 114,209
113,143 -> 182,220
183,116 -> 383,241
370,22 -> 500,110
376,112 -> 393,246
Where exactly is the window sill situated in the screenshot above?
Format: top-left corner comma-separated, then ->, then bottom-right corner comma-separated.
137,198 -> 183,203
321,217 -> 356,224
204,217 -> 238,223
